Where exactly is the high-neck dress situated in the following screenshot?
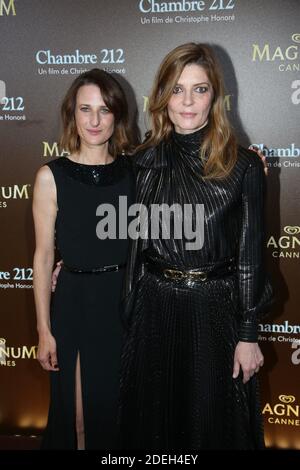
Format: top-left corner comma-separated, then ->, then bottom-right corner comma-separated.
41,156 -> 135,449
119,127 -> 274,450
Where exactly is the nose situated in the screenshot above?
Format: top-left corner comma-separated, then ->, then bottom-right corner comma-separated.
182,90 -> 193,106
90,111 -> 100,127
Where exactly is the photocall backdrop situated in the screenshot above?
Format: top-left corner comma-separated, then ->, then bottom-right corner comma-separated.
0,0 -> 299,449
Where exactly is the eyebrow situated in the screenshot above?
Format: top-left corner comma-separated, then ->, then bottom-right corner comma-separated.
175,82 -> 210,87
78,103 -> 109,107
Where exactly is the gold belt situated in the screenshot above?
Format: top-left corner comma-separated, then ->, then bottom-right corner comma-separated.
163,268 -> 208,281
146,257 -> 236,282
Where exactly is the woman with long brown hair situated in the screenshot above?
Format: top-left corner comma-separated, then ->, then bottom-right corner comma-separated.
119,43 -> 273,449
33,69 -> 135,449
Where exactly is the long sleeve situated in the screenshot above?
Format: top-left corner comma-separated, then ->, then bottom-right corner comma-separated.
238,155 -> 274,342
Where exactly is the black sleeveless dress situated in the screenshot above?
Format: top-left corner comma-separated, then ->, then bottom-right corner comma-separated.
41,156 -> 135,449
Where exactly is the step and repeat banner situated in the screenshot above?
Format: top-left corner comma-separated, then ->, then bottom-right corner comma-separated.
0,0 -> 299,449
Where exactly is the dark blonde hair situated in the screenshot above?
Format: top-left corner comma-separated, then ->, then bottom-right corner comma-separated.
60,68 -> 135,156
140,43 -> 237,179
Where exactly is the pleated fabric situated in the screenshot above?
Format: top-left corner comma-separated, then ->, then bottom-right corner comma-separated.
120,272 -> 264,449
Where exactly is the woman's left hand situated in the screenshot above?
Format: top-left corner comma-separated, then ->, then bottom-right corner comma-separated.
232,341 -> 264,384
249,145 -> 268,176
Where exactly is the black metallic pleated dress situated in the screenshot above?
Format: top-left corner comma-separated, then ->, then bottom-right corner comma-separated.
119,127 -> 274,450
41,156 -> 135,449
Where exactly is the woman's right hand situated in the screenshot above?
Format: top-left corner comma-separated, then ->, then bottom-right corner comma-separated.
51,260 -> 63,292
232,341 -> 264,384
37,331 -> 59,371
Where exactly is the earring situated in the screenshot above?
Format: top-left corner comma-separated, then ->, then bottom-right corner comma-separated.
121,150 -> 126,156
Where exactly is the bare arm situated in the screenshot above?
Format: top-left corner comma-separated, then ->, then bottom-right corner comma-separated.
33,165 -> 59,371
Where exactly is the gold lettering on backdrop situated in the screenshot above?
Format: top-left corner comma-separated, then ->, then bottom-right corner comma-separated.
267,236 -> 300,249
262,403 -> 273,414
262,396 -> 300,425
0,184 -> 30,199
0,0 -> 16,16
22,346 -> 37,359
143,96 -> 149,113
13,184 -> 30,199
42,142 -> 69,157
0,340 -> 37,364
223,94 -> 231,111
267,227 -> 300,258
252,44 -> 298,62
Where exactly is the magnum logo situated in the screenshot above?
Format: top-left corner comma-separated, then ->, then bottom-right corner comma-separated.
263,395 -> 299,426
267,226 -> 300,258
42,141 -> 69,158
0,338 -> 37,367
0,184 -> 31,199
0,0 -> 16,16
252,34 -> 300,72
284,226 -> 300,235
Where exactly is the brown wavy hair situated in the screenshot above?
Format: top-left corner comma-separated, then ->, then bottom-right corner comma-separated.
139,43 -> 237,179
60,68 -> 136,156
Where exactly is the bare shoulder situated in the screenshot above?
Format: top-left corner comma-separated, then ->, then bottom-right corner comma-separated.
34,165 -> 56,191
35,165 -> 55,183
33,166 -> 56,202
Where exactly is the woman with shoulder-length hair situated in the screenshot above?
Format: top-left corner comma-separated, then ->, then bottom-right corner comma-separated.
33,68 -> 136,449
119,43 -> 274,450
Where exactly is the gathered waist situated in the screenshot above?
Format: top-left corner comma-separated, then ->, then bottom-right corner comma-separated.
145,256 -> 236,282
63,262 -> 126,274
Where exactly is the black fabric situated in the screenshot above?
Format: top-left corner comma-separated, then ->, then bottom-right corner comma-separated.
122,127 -> 274,339
41,156 -> 135,449
145,255 -> 236,281
119,127 -> 273,449
63,263 -> 126,274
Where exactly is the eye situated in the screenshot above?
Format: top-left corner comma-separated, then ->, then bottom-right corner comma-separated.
172,86 -> 182,94
195,86 -> 209,94
100,107 -> 111,114
80,106 -> 89,112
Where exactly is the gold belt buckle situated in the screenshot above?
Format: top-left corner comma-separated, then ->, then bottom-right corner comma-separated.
188,271 -> 207,281
163,268 -> 208,281
163,268 -> 186,280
